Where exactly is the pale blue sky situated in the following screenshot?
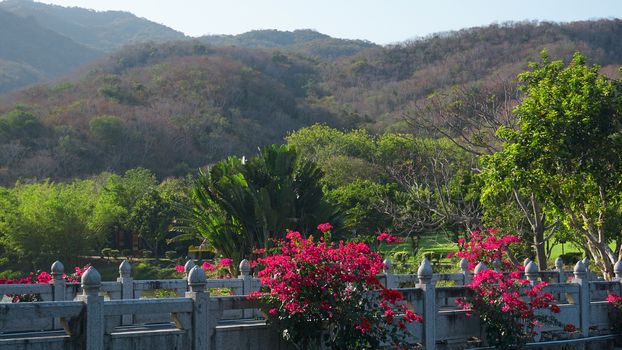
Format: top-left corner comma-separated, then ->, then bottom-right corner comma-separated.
38,0 -> 622,44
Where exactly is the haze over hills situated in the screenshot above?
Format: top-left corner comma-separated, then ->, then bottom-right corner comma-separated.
0,7 -> 102,93
0,1 -> 621,185
0,0 -> 186,52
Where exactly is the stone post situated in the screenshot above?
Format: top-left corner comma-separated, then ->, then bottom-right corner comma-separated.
555,257 -> 566,303
492,258 -> 502,272
76,267 -> 104,350
51,260 -> 66,329
383,259 -> 396,289
581,257 -> 591,280
417,258 -> 435,350
117,260 -> 133,325
573,260 -> 590,337
615,259 -> 622,281
459,258 -> 470,285
474,262 -> 487,275
525,260 -> 539,286
473,262 -> 487,345
615,260 -> 622,297
238,259 -> 253,318
186,265 -> 210,350
184,259 -> 196,281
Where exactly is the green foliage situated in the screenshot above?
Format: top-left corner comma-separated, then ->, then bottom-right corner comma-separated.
174,144 -> 339,263
89,115 -> 124,145
0,179 -> 107,269
0,105 -> 43,143
482,52 -> 622,275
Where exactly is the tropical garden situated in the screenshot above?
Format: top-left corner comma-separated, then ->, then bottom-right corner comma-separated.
1,51 -> 622,348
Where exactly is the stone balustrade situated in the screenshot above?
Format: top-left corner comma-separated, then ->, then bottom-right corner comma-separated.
0,257 -> 620,350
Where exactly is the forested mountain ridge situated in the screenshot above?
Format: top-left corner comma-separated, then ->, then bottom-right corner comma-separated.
199,29 -> 378,59
1,19 -> 622,185
0,0 -> 186,52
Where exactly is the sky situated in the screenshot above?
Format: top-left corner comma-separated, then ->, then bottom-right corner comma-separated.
37,0 -> 622,44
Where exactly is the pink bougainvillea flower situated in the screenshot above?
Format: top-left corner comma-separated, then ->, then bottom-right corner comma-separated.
376,232 -> 404,243
317,222 -> 333,233
175,265 -> 185,273
219,258 -> 233,267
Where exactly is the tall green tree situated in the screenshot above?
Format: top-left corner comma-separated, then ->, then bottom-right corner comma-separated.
482,52 -> 622,277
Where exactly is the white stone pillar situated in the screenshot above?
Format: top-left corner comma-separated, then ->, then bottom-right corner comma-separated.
186,266 -> 210,350
51,260 -> 66,330
238,259 -> 253,318
117,260 -> 133,325
573,260 -> 590,337
77,267 -> 104,350
417,258 -> 435,350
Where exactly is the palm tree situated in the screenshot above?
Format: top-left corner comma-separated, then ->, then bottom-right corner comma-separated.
172,144 -> 339,265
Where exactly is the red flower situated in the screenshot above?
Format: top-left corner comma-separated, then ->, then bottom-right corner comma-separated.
376,232 -> 404,243
175,265 -> 185,273
317,222 -> 333,233
564,324 -> 577,332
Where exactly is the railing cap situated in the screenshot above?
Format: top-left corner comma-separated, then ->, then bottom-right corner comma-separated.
188,265 -> 207,286
525,260 -> 539,275
614,259 -> 622,275
51,260 -> 64,275
523,258 -> 531,266
574,260 -> 587,274
383,258 -> 392,273
459,258 -> 469,272
474,262 -> 487,274
184,259 -> 196,273
82,266 -> 101,287
119,260 -> 132,276
239,259 -> 251,275
417,257 -> 433,278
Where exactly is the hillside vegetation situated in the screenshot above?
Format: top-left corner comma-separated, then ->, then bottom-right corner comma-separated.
1,19 -> 622,184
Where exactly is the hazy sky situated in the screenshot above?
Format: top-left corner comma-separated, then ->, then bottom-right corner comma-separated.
37,0 -> 622,44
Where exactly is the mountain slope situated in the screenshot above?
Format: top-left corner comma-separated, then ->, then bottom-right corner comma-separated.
0,0 -> 186,52
0,8 -> 103,93
0,43 -> 341,184
1,20 -> 622,184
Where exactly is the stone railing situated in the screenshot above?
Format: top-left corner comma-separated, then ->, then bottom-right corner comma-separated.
0,257 -> 621,350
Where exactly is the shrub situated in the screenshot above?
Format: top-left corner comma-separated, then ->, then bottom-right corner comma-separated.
249,229 -> 421,349
101,248 -> 112,259
165,251 -> 177,260
141,249 -> 153,258
110,249 -> 120,259
453,229 -> 560,349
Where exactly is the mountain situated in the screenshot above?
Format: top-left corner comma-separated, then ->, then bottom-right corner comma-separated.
0,8 -> 102,93
199,29 -> 378,59
316,20 -> 622,130
0,42 -> 341,184
1,19 -> 622,184
0,0 -> 186,52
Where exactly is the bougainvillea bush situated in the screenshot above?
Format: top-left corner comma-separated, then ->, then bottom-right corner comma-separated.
249,227 -> 421,349
453,229 -> 560,349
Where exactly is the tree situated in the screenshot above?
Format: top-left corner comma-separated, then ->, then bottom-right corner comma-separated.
128,179 -> 185,259
483,52 -> 622,277
173,144 -> 339,263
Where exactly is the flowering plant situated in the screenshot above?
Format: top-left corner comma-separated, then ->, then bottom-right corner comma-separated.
453,229 -> 560,349
249,228 -> 421,349
607,293 -> 622,311
174,258 -> 233,279
0,265 -> 89,302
